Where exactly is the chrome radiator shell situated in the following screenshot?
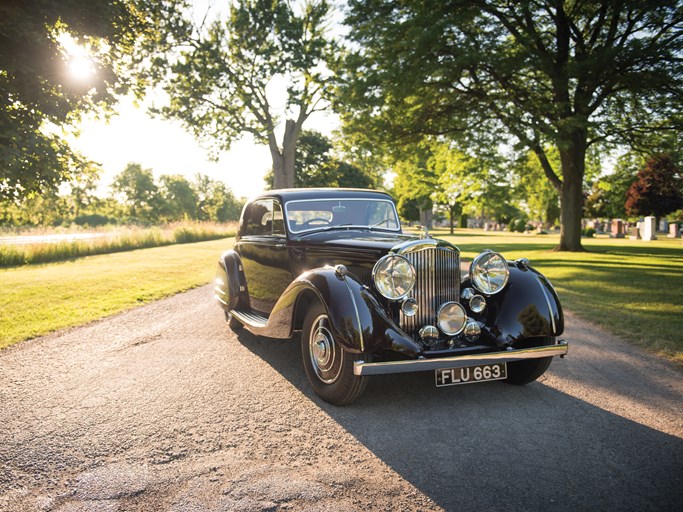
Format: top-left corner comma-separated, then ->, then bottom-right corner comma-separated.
395,240 -> 461,337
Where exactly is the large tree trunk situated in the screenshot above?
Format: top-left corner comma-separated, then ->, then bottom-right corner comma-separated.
419,208 -> 432,229
270,119 -> 300,189
557,132 -> 586,251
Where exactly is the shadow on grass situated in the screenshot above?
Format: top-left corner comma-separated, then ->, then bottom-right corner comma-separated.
235,328 -> 683,512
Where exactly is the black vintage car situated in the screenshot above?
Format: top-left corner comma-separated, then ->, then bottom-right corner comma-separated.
215,188 -> 567,405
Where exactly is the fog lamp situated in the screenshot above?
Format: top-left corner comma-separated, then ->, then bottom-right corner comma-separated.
437,302 -> 467,336
401,298 -> 418,317
469,294 -> 486,313
464,321 -> 481,342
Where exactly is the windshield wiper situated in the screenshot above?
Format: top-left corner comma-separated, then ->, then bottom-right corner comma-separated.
368,218 -> 394,229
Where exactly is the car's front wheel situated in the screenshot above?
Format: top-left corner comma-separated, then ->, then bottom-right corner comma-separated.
504,338 -> 554,384
301,303 -> 367,405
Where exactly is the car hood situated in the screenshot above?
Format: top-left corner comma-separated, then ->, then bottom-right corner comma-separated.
291,229 -> 419,278
294,229 -> 417,252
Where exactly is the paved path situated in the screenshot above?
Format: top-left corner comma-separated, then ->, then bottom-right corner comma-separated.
0,285 -> 681,511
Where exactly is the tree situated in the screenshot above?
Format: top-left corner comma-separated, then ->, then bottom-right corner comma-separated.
625,155 -> 683,218
159,174 -> 198,221
512,150 -> 561,227
340,0 -> 683,251
584,152 -> 640,219
392,148 -> 438,227
193,174 -> 244,222
150,0 -> 335,189
111,163 -> 160,221
0,0 -> 166,201
429,143 -> 480,233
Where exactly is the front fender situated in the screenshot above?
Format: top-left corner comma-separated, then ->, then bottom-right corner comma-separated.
266,266 -> 421,358
466,261 -> 564,348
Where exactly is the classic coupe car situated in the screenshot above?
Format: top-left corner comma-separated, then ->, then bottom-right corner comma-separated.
215,189 -> 567,405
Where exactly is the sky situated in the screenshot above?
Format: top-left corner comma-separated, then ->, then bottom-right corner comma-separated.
64,0 -> 343,201
67,93 -> 340,201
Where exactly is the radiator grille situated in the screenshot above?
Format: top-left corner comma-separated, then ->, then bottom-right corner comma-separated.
400,247 -> 461,337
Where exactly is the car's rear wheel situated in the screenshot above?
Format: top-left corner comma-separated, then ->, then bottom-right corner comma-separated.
301,302 -> 367,405
504,338 -> 553,384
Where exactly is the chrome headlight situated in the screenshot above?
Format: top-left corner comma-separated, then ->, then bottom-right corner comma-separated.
372,254 -> 416,300
470,251 -> 509,295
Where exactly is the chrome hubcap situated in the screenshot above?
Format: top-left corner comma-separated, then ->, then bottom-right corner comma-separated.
309,314 -> 341,384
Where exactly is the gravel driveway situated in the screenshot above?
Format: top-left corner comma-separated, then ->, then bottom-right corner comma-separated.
0,285 -> 681,512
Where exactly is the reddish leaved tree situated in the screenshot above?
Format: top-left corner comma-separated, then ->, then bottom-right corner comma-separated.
625,156 -> 683,218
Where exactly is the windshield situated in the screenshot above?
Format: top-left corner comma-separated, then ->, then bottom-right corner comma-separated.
285,198 -> 401,234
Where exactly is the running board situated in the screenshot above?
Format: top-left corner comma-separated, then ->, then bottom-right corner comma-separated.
230,309 -> 268,329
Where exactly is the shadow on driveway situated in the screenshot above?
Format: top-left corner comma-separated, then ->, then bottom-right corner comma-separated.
236,329 -> 683,512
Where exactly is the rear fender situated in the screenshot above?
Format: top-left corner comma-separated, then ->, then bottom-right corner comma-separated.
214,250 -> 248,311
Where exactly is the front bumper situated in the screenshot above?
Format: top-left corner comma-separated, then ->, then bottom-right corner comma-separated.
353,341 -> 568,376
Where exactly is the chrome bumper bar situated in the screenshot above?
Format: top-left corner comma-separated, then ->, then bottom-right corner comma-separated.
353,341 -> 568,376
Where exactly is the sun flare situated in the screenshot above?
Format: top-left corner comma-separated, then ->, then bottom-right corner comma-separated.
68,55 -> 96,81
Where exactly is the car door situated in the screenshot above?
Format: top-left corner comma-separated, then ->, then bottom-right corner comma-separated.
236,198 -> 291,315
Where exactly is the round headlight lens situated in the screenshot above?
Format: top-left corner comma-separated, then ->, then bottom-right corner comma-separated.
437,302 -> 467,336
470,251 -> 509,295
372,254 -> 416,300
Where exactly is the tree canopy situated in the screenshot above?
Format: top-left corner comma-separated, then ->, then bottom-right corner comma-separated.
625,155 -> 683,218
339,0 -> 683,250
0,0 -> 165,201
148,0 -> 335,189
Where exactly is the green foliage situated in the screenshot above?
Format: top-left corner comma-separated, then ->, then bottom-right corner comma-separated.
148,0 -> 336,188
0,0 -> 167,200
512,149 -> 561,226
392,147 -> 437,223
584,152 -> 642,219
159,174 -> 198,221
111,163 -> 160,221
339,0 -> 683,251
294,130 -> 375,189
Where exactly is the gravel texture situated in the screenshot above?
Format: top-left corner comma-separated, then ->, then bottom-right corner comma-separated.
0,285 -> 681,512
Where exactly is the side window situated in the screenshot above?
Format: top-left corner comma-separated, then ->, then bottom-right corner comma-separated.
243,200 -> 272,236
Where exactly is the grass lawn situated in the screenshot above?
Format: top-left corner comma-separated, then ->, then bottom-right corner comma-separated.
0,238 -> 234,349
426,228 -> 683,364
2,229 -> 681,365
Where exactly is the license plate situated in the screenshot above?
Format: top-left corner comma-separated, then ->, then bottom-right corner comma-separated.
435,362 -> 507,387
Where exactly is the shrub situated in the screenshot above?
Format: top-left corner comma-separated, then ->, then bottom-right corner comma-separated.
74,214 -> 115,227
582,228 -> 596,238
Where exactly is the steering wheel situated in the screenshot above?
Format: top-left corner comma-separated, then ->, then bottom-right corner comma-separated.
301,217 -> 332,227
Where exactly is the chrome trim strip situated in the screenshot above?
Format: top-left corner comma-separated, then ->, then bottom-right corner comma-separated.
532,272 -> 558,334
342,277 -> 365,352
353,342 -> 569,376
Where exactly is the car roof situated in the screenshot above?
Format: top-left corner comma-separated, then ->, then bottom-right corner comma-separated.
254,188 -> 395,203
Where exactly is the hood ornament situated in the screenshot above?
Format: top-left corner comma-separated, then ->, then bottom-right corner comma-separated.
417,225 -> 432,239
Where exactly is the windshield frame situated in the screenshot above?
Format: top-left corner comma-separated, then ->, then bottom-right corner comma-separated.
284,198 -> 402,235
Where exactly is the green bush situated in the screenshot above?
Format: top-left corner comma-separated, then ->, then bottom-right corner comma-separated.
582,228 -> 596,238
74,214 -> 116,227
